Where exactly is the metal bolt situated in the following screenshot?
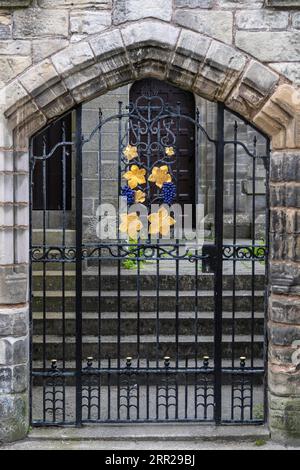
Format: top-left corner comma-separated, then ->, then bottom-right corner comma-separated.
203,356 -> 210,368
164,356 -> 171,368
240,356 -> 246,368
126,357 -> 132,368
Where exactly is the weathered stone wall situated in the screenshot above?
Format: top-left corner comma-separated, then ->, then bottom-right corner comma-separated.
0,0 -> 300,443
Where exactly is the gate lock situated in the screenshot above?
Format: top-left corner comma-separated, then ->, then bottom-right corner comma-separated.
202,245 -> 218,273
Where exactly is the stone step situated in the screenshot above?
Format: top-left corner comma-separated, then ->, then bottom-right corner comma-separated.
32,290 -> 265,312
27,424 -> 270,445
32,230 -> 76,245
32,311 -> 264,336
32,270 -> 266,291
32,334 -> 264,361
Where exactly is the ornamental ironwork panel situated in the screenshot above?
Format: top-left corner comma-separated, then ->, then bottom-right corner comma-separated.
29,83 -> 270,426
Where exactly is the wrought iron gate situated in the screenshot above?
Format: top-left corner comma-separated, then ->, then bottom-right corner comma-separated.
30,88 -> 270,426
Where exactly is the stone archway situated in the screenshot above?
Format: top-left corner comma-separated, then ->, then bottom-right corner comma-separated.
1,20 -> 300,443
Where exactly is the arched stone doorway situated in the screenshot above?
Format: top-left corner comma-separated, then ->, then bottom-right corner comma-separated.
0,21 -> 300,442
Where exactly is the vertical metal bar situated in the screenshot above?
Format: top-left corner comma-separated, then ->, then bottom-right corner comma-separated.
194,109 -> 200,421
61,120 -> 67,423
97,108 -> 103,421
117,101 -> 123,420
136,239 -> 141,420
214,102 -> 225,425
75,105 -> 83,427
42,135 -> 47,423
231,120 -> 238,421
175,103 -> 181,421
29,138 -> 34,425
263,139 -> 271,424
249,135 -> 257,421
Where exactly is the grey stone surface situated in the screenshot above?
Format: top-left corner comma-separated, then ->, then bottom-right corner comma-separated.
39,0 -> 111,7
175,0 -> 213,7
194,41 -> 246,100
265,0 -> 300,7
32,39 -> 69,63
236,10 -> 289,30
113,0 -> 172,24
70,11 -> 111,35
0,0 -> 31,6
0,306 -> 28,338
174,9 -> 233,44
52,41 -> 95,78
0,337 -> 28,366
270,183 -> 300,208
236,31 -> 300,62
270,293 -> 300,323
0,393 -> 28,444
269,63 -> 300,85
13,8 -> 69,38
271,153 -> 300,183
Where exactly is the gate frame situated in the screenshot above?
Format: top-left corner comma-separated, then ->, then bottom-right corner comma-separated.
29,96 -> 270,427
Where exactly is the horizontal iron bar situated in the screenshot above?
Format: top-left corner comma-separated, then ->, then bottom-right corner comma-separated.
32,368 -> 265,377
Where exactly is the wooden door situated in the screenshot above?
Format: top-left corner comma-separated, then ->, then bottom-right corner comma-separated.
130,79 -> 196,212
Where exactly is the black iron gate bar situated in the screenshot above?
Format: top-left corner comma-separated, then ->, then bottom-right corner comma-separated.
30,94 -> 270,426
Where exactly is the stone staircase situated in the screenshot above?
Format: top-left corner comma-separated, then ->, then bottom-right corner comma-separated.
31,266 -> 265,370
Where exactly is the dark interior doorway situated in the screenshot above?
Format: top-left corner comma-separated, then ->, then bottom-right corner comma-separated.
32,113 -> 72,211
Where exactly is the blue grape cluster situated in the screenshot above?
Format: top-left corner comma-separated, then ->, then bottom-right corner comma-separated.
162,182 -> 176,205
121,186 -> 135,204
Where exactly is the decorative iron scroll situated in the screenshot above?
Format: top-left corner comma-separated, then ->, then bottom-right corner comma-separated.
222,245 -> 267,261
31,246 -> 76,262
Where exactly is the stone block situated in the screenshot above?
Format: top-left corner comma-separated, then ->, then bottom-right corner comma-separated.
269,323 -> 300,347
169,30 -> 211,88
270,293 -> 300,324
266,0 -> 300,7
19,59 -> 60,97
269,395 -> 300,444
113,0 -> 172,25
236,31 -> 300,62
269,368 -> 300,398
52,41 -> 95,78
70,11 -> 111,35
270,233 -> 300,262
0,336 -> 28,366
0,365 -> 27,394
32,39 -> 69,64
194,41 -> 246,101
39,0 -> 111,7
271,153 -> 300,183
175,0 -> 213,7
226,61 -> 279,118
236,10 -> 289,30
174,9 -> 233,44
270,183 -> 300,209
269,63 -> 300,85
0,1 -> 32,5
13,8 -> 69,38
0,56 -> 32,88
121,20 -> 179,51
0,393 -> 28,443
0,40 -> 30,56
0,20 -> 11,40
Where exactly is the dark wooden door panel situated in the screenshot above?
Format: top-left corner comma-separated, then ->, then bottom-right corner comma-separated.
130,79 -> 196,211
